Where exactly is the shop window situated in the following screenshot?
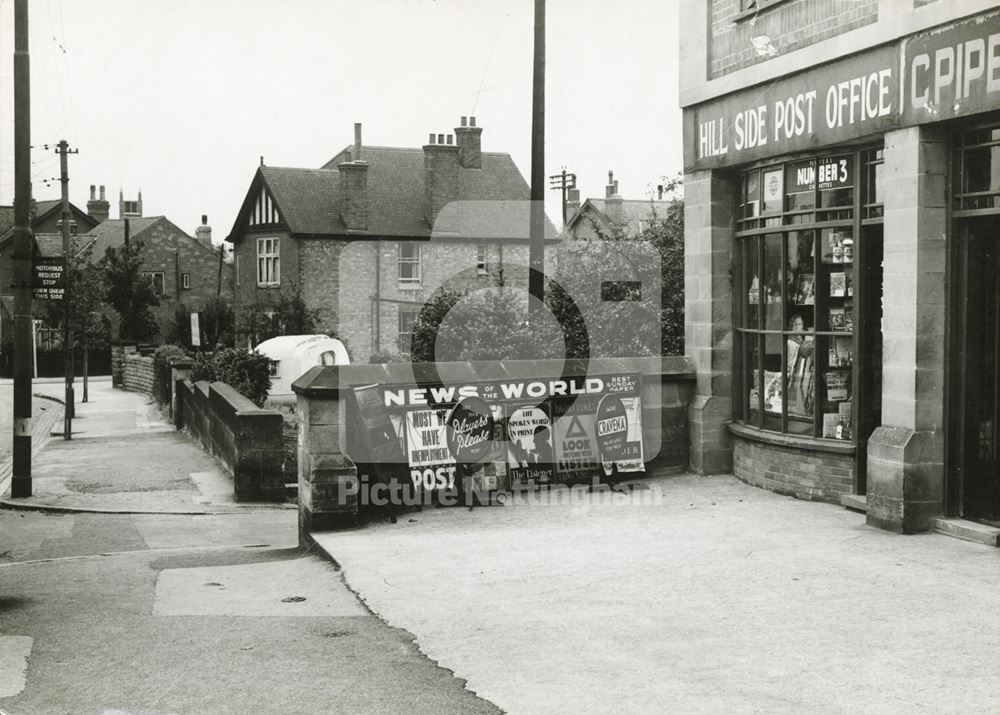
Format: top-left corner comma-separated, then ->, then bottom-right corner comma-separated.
954,126 -> 1000,213
736,151 -> 869,441
861,148 -> 884,221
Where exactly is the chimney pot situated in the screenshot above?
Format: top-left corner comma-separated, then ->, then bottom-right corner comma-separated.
446,134 -> 453,145
202,214 -> 208,225
90,185 -> 96,200
100,185 -> 106,200
438,134 -> 445,144
354,122 -> 363,162
470,116 -> 476,127
461,116 -> 468,127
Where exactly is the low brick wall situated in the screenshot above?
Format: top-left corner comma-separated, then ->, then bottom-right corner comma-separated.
175,379 -> 285,502
122,354 -> 155,394
292,356 -> 697,543
731,427 -> 854,504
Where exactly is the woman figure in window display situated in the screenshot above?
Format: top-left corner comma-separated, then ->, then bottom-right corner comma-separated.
786,314 -> 815,417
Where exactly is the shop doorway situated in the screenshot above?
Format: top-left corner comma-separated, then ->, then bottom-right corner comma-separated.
957,217 -> 1000,523
854,225 -> 883,495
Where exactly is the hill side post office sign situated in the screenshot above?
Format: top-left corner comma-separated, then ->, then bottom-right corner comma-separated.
32,257 -> 66,300
684,9 -> 1000,172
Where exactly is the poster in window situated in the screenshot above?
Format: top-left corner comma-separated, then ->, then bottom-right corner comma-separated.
762,169 -> 783,213
763,370 -> 783,414
830,272 -> 847,297
825,372 -> 849,402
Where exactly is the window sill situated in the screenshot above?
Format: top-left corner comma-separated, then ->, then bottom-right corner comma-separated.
729,422 -> 856,455
397,283 -> 421,291
257,283 -> 281,289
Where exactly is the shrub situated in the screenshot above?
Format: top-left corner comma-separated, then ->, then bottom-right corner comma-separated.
187,348 -> 272,407
153,344 -> 188,370
152,344 -> 189,404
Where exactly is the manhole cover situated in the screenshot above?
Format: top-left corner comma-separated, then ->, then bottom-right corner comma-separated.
281,596 -> 307,603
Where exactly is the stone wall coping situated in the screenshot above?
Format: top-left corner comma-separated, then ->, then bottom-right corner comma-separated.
729,422 -> 856,455
293,356 -> 696,398
210,381 -> 264,415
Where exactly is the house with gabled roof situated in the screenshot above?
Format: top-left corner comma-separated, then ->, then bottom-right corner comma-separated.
562,171 -> 673,241
0,198 -> 101,344
226,116 -> 557,360
78,214 -> 232,341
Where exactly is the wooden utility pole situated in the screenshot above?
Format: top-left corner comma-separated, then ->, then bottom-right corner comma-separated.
528,0 -> 546,321
57,140 -> 78,438
549,169 -> 576,226
11,0 -> 33,497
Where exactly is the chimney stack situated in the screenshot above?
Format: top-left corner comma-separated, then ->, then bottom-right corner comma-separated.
338,122 -> 369,231
455,115 -> 483,169
565,187 -> 581,220
195,214 -> 212,247
424,128 -> 459,229
87,182 -> 110,223
605,170 -> 623,223
119,189 -> 143,219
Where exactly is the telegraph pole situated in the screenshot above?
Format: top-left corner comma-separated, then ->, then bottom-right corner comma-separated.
528,0 -> 546,322
11,0 -> 33,497
549,168 -> 576,226
57,140 -> 78,439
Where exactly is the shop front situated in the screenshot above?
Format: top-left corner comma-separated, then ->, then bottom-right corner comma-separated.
683,9 -> 1000,532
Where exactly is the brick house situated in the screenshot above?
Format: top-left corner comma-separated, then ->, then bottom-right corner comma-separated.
680,0 -> 1000,534
226,117 -> 556,361
0,197 -> 100,342
82,213 -> 233,340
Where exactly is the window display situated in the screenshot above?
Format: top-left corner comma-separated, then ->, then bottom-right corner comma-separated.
736,151 -> 872,440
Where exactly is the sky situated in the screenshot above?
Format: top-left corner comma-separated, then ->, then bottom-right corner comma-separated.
0,0 -> 682,242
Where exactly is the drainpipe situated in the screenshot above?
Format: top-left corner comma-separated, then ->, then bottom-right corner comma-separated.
374,241 -> 381,353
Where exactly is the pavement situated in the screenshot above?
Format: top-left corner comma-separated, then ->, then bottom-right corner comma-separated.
2,382 -> 1000,712
0,380 -> 499,714
0,378 -> 292,514
312,477 -> 1000,714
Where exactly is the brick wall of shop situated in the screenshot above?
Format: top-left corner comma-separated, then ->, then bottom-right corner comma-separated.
733,435 -> 853,503
709,0 -> 877,79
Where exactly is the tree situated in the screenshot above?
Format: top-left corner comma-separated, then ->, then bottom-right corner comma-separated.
102,239 -> 160,341
406,178 -> 684,362
166,296 -> 234,350
580,175 -> 685,355
41,241 -> 111,352
239,282 -> 324,347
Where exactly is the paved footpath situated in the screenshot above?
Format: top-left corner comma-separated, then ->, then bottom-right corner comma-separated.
0,382 -> 500,714
314,475 -> 1000,715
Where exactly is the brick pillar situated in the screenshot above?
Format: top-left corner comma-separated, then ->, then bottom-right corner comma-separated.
170,357 -> 194,425
295,372 -> 360,546
111,340 -> 138,388
866,126 -> 948,533
684,170 -> 735,474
